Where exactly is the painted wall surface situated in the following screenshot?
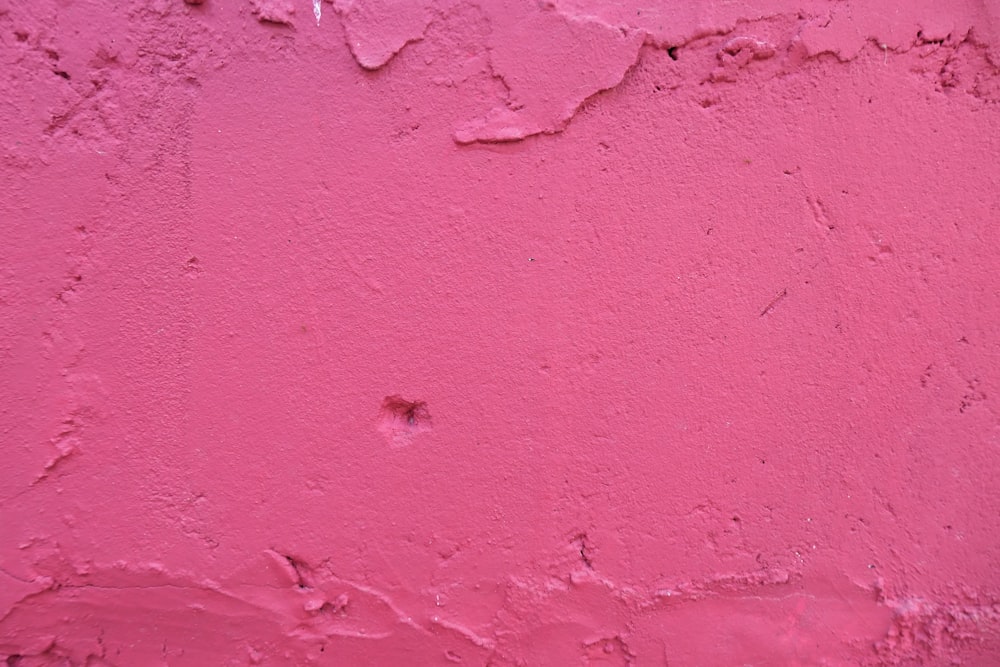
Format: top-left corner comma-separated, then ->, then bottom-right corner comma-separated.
2,0 -> 1000,664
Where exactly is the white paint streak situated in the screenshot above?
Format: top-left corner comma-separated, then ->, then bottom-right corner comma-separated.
313,0 -> 321,25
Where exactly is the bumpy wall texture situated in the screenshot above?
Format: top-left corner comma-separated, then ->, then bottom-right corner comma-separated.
2,0 -> 1000,665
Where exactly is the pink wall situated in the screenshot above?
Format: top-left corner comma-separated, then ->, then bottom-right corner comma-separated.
3,0 -> 1000,664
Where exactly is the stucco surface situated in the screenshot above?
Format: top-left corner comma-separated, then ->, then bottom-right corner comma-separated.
2,0 -> 1000,664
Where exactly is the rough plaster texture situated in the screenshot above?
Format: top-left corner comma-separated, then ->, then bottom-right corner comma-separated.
2,0 -> 1000,665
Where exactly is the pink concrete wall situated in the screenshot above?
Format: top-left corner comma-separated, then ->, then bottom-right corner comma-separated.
3,0 -> 1000,664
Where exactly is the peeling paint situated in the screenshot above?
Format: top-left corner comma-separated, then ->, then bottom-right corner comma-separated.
333,0 -> 432,70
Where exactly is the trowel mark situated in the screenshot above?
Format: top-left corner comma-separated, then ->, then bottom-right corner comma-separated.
807,196 -> 835,231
